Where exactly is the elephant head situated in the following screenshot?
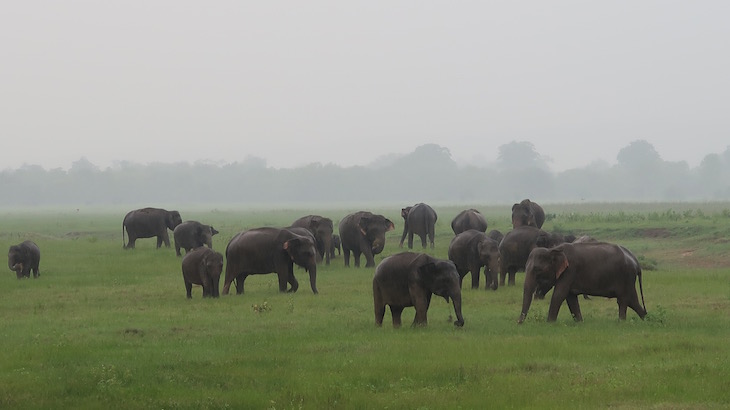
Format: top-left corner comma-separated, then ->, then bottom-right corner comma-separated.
200,250 -> 224,297
8,246 -> 24,275
519,247 -> 568,324
166,211 -> 183,231
419,259 -> 465,327
477,238 -> 500,290
198,224 -> 219,248
359,215 -> 395,255
309,216 -> 334,264
283,235 -> 318,294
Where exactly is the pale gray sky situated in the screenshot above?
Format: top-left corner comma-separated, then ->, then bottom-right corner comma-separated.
2,1 -> 729,171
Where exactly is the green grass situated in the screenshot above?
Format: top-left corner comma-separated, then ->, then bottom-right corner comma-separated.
1,204 -> 729,409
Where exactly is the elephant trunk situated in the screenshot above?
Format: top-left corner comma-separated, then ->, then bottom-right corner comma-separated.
371,239 -> 385,255
451,292 -> 465,327
211,276 -> 220,298
322,236 -> 332,266
307,263 -> 318,294
518,274 -> 537,324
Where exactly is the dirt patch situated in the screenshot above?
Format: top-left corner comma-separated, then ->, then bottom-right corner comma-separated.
641,228 -> 671,238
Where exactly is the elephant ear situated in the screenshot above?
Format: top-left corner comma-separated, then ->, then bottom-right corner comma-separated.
358,216 -> 371,236
385,219 -> 395,231
282,238 -> 302,260
551,249 -> 569,279
417,262 -> 438,283
210,226 -> 219,236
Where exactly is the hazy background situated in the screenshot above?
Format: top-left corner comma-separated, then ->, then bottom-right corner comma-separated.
2,1 -> 729,173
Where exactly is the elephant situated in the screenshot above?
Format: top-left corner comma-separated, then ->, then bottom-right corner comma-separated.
518,241 -> 647,323
8,240 -> 40,279
511,199 -> 545,229
373,252 -> 464,328
487,229 -> 504,244
448,230 -> 500,290
122,207 -> 183,249
399,203 -> 438,249
498,226 -> 566,286
328,234 -> 341,259
290,215 -> 334,265
181,247 -> 224,298
173,220 -> 219,256
339,211 -> 395,268
451,209 -> 488,235
222,227 -> 318,295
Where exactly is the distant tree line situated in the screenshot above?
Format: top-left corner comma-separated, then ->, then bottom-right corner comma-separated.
2,141 -> 730,207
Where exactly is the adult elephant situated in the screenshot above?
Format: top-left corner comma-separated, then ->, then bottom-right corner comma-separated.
498,226 -> 565,287
373,252 -> 464,328
290,215 -> 334,265
451,209 -> 488,235
173,221 -> 219,256
181,247 -> 224,298
518,242 -> 647,323
222,227 -> 318,295
8,240 -> 40,279
122,207 -> 183,249
339,211 -> 395,268
511,199 -> 545,229
399,203 -> 438,249
448,230 -> 500,290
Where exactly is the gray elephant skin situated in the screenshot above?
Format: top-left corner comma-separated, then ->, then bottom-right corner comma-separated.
518,241 -> 647,323
511,199 -> 545,229
448,230 -> 500,290
290,215 -> 334,265
8,240 -> 40,279
498,226 -> 565,286
181,247 -> 224,298
339,211 -> 395,268
122,207 -> 183,249
328,234 -> 341,259
222,227 -> 318,295
373,252 -> 464,328
400,203 -> 438,249
451,209 -> 488,234
486,229 -> 504,244
173,220 -> 219,256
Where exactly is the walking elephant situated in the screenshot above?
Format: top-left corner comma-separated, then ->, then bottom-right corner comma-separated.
222,227 -> 318,295
8,240 -> 40,279
448,230 -> 500,290
173,220 -> 219,256
181,247 -> 224,298
498,226 -> 565,286
122,207 -> 183,249
399,203 -> 438,249
290,215 -> 334,265
511,199 -> 545,229
451,209 -> 488,235
373,252 -> 464,328
518,242 -> 647,323
328,234 -> 341,259
339,211 -> 395,268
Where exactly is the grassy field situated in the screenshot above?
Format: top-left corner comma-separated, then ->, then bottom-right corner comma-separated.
1,203 -> 729,409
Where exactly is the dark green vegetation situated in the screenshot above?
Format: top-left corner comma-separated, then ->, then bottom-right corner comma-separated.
1,203 -> 729,409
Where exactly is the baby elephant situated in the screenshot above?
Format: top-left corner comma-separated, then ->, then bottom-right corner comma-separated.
181,247 -> 224,298
8,240 -> 40,279
174,221 -> 219,257
373,252 -> 464,328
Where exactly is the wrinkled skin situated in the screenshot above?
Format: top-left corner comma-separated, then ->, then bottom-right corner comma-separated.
518,242 -> 647,324
400,203 -> 438,249
173,220 -> 219,256
122,207 -> 182,249
290,215 -> 334,265
448,230 -> 500,290
486,229 -> 504,244
498,226 -> 566,286
328,234 -> 341,259
222,227 -> 318,295
8,240 -> 40,279
181,247 -> 224,298
511,199 -> 545,229
339,211 -> 395,268
373,252 -> 464,328
451,209 -> 488,235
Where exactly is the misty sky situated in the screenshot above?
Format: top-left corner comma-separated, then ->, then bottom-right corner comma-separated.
2,2 -> 729,172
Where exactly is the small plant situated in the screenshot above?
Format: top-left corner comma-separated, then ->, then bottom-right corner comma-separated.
637,255 -> 658,271
252,301 -> 271,313
643,304 -> 667,326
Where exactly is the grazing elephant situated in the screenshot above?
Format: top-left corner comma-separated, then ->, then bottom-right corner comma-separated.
511,199 -> 545,229
122,207 -> 183,249
290,215 -> 334,265
8,240 -> 40,279
222,227 -> 318,295
173,220 -> 219,256
498,226 -> 566,286
339,211 -> 395,268
448,230 -> 500,290
451,209 -> 488,235
487,229 -> 504,244
373,252 -> 464,328
181,247 -> 224,298
518,242 -> 647,323
328,234 -> 341,259
400,203 -> 438,249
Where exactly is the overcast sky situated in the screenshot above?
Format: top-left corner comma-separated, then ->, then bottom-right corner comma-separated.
2,1 -> 729,172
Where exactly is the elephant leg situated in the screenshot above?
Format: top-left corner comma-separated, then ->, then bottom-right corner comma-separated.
471,267 -> 480,289
374,299 -> 386,326
617,298 -> 628,320
185,281 -> 193,298
157,235 -> 164,248
363,249 -> 375,268
499,266 -> 507,286
235,273 -> 246,295
419,233 -> 427,249
175,244 -> 182,257
547,287 -> 569,322
390,306 -> 404,328
278,271 -> 290,292
343,249 -> 351,267
412,295 -> 430,326
408,232 -> 414,249
162,232 -> 171,248
566,294 -> 583,321
287,272 -> 299,293
626,291 -> 647,319
508,270 -> 517,286
127,235 -> 137,249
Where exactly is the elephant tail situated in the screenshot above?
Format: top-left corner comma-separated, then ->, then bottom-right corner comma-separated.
122,221 -> 127,249
638,268 -> 647,315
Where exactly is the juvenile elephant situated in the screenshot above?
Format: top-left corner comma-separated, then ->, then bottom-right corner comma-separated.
498,226 -> 565,286
518,242 -> 647,323
373,252 -> 464,328
511,199 -> 545,229
400,203 -> 438,249
181,247 -> 224,298
222,227 -> 318,295
451,209 -> 488,235
339,211 -> 395,268
328,234 -> 341,259
487,229 -> 504,244
448,230 -> 500,290
173,220 -> 219,256
122,207 -> 183,249
290,215 -> 334,265
8,240 -> 40,279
